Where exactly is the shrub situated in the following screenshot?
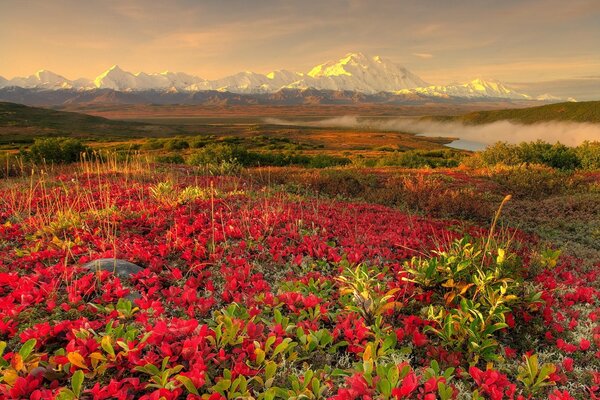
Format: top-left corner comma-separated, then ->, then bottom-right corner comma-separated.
189,136 -> 213,148
405,224 -> 541,364
479,140 -> 583,170
576,141 -> 600,170
307,154 -> 351,168
377,150 -> 462,168
27,137 -> 88,164
163,139 -> 189,151
142,139 -> 164,150
187,143 -> 246,166
488,164 -> 572,199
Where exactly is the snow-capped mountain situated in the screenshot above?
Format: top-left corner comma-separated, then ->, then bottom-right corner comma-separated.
1,70 -> 78,90
0,53 -> 539,100
93,65 -> 205,91
296,53 -> 429,93
203,70 -> 302,93
398,78 -> 530,100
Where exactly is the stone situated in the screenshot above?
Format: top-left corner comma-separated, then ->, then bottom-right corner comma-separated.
82,258 -> 143,300
82,258 -> 143,279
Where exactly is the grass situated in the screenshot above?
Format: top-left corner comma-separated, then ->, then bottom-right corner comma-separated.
0,102 -> 451,155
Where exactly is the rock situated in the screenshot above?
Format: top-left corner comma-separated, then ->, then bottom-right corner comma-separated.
82,258 -> 143,300
82,258 -> 143,279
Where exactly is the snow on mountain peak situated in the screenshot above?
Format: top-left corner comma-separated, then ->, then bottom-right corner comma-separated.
0,54 -> 537,100
303,52 -> 429,93
397,77 -> 530,100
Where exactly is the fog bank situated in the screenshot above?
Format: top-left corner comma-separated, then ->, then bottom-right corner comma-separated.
265,116 -> 600,149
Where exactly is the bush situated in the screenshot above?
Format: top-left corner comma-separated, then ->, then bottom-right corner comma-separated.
488,164 -> 572,198
27,137 -> 88,164
189,136 -> 213,149
164,139 -> 189,151
307,154 -> 351,168
187,143 -> 246,166
576,141 -> 600,170
187,143 -> 350,169
142,139 -> 164,150
479,140 -> 583,170
377,150 -> 462,168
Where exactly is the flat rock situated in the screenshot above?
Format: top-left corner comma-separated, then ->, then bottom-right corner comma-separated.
82,258 -> 143,279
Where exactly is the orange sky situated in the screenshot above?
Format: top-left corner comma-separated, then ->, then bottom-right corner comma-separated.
1,0 -> 600,88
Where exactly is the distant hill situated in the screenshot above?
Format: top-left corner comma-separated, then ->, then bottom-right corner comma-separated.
0,101 -> 162,144
432,101 -> 600,125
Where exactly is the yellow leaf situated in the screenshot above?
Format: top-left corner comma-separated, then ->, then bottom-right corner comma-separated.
67,352 -> 88,370
2,369 -> 18,386
379,301 -> 402,313
362,344 -> 373,362
89,352 -> 106,361
458,283 -> 474,295
442,279 -> 455,288
444,292 -> 456,306
12,354 -> 24,372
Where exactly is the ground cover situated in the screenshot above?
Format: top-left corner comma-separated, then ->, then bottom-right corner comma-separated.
0,162 -> 598,399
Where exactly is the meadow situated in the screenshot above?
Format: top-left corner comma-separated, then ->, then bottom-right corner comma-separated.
0,102 -> 599,399
0,143 -> 598,399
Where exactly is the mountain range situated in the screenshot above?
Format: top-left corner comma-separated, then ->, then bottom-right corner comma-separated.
0,53 -> 541,101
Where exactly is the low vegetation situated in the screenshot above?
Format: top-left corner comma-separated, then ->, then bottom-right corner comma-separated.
475,140 -> 599,170
0,99 -> 599,398
432,100 -> 600,125
0,147 -> 598,399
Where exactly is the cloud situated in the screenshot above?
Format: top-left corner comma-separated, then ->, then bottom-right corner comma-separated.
413,53 -> 434,59
265,116 -> 600,148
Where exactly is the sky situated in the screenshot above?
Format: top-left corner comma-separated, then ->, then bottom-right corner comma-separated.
1,0 -> 600,99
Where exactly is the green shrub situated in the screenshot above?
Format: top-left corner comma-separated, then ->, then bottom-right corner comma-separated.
189,137 -> 213,149
164,139 -> 189,151
376,150 -> 462,168
187,143 -> 246,166
489,164 -> 572,198
479,140 -> 584,170
307,154 -> 351,168
406,231 -> 540,364
142,139 -> 164,150
27,137 -> 88,164
576,141 -> 600,170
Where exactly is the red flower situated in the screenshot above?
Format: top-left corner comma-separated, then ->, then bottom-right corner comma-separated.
562,357 -> 574,372
392,371 -> 418,398
580,339 -> 591,351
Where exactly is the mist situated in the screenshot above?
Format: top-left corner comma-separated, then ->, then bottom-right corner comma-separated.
264,116 -> 600,149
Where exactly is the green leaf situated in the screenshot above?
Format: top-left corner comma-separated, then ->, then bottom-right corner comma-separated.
265,361 -> 277,381
71,370 -> 84,397
19,339 -> 37,359
388,364 -> 400,385
56,389 -> 76,400
265,335 -> 277,353
213,378 -> 231,393
101,336 -> 115,357
379,377 -> 392,396
273,339 -> 291,357
161,356 -> 170,371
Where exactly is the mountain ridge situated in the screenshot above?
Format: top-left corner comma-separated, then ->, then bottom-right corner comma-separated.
0,52 -> 535,100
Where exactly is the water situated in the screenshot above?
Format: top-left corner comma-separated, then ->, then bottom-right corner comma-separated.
415,132 -> 487,151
